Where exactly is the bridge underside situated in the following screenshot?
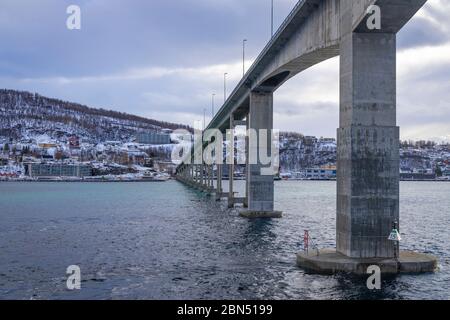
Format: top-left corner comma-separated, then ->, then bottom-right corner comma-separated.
176,0 -> 438,270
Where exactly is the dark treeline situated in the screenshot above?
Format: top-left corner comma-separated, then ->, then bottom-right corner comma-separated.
400,140 -> 442,148
0,89 -> 191,132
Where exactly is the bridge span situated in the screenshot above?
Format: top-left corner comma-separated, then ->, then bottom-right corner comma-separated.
176,0 -> 438,274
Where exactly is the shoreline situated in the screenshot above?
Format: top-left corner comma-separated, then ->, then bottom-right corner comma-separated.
0,179 -> 171,183
1,179 -> 449,183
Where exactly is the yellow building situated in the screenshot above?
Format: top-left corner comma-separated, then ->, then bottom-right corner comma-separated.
38,143 -> 58,149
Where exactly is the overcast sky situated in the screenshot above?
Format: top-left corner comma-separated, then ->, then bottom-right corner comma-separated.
1,0 -> 449,141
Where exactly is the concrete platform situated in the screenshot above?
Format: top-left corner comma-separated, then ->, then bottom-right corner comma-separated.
239,210 -> 282,219
297,249 -> 438,275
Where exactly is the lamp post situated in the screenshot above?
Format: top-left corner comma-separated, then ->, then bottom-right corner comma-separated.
224,73 -> 228,103
212,93 -> 216,118
242,39 -> 247,77
203,108 -> 206,131
271,0 -> 274,38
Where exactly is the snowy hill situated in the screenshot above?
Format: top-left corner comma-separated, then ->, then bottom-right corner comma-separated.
0,89 -> 191,143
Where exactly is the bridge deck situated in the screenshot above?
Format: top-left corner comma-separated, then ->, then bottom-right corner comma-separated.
209,0 -> 323,132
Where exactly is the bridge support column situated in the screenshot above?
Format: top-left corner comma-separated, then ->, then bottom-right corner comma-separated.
205,165 -> 209,189
206,165 -> 210,190
192,165 -> 197,187
207,164 -> 213,194
240,91 -> 281,218
244,118 -> 249,208
200,164 -> 205,191
196,164 -> 201,188
205,164 -> 210,193
337,27 -> 399,259
228,116 -> 235,208
216,164 -> 223,201
210,165 -> 214,192
189,166 -> 192,184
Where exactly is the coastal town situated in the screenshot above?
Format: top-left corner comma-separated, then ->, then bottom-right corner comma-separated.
0,132 -> 176,182
0,89 -> 185,182
1,131 -> 450,182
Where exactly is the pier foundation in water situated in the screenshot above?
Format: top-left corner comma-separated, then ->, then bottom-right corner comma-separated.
296,249 -> 438,275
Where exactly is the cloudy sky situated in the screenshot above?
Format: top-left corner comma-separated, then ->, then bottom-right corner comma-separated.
1,0 -> 449,141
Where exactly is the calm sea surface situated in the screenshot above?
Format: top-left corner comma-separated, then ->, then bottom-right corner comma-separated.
0,181 -> 449,300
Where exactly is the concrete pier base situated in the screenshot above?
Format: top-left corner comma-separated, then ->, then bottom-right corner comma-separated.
296,249 -> 438,275
239,210 -> 282,219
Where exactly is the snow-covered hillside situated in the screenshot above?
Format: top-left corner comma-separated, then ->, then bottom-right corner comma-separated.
0,89 -> 191,143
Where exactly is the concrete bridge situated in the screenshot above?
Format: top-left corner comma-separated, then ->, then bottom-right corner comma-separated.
176,0 -> 438,274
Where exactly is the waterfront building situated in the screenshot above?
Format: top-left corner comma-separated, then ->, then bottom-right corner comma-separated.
297,166 -> 337,180
400,172 -> 436,180
136,132 -> 171,145
38,143 -> 58,149
25,162 -> 92,178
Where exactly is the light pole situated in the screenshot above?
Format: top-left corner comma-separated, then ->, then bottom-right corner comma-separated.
203,108 -> 206,130
211,93 -> 216,117
224,73 -> 228,103
242,39 -> 247,77
271,0 -> 274,38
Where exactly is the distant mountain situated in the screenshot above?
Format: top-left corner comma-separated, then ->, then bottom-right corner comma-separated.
0,89 -> 191,143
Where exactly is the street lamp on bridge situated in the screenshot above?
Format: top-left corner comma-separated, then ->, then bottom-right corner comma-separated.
211,93 -> 216,118
203,108 -> 206,131
242,39 -> 247,77
223,72 -> 228,103
271,0 -> 274,38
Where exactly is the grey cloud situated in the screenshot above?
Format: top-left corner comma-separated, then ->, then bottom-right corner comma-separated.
398,16 -> 449,49
0,0 -> 449,141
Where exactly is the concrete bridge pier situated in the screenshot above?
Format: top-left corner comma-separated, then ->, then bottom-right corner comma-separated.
204,164 -> 211,194
194,165 -> 199,187
205,164 -> 210,191
203,166 -> 207,191
207,164 -> 213,194
193,165 -> 199,188
188,166 -> 193,186
216,164 -> 223,201
297,0 -> 437,274
244,117 -> 249,209
215,132 -> 226,201
197,164 -> 202,189
199,164 -> 204,191
337,30 -> 399,259
207,165 -> 212,191
239,91 -> 281,219
228,115 -> 236,208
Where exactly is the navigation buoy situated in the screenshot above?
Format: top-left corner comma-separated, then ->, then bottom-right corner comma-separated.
388,229 -> 402,241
